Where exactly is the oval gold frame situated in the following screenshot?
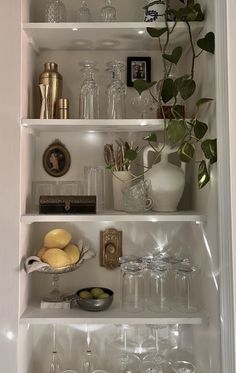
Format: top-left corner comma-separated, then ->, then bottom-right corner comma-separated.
42,141 -> 71,177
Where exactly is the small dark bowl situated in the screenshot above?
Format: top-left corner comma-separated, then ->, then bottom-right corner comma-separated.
75,287 -> 114,312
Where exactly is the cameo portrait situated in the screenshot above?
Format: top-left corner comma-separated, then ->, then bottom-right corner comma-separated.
43,140 -> 71,177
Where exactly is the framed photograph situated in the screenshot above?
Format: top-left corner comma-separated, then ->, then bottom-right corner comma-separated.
127,57 -> 151,87
42,140 -> 71,177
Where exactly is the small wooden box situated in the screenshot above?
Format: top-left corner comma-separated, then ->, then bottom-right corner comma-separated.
39,195 -> 96,214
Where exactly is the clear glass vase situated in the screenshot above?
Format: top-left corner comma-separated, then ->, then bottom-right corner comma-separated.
106,61 -> 126,119
77,1 -> 92,22
79,61 -> 99,119
45,0 -> 66,23
101,0 -> 117,22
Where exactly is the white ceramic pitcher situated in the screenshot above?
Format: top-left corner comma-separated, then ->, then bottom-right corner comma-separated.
143,145 -> 186,212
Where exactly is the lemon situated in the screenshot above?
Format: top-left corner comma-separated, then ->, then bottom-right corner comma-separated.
43,229 -> 72,249
41,248 -> 71,268
64,244 -> 80,264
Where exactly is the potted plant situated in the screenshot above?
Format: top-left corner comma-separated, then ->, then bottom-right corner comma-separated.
105,0 -> 216,211
127,0 -> 216,190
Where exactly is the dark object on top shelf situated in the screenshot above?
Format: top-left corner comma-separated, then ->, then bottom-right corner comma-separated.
127,57 -> 151,87
39,195 -> 96,214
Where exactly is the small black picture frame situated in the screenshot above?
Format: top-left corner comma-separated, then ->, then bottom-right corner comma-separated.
42,140 -> 71,177
127,57 -> 151,87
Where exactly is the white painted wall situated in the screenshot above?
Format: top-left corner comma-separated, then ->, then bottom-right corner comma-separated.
0,0 -> 21,372
227,0 -> 236,369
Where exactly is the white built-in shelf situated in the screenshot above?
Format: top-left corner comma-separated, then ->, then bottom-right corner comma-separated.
23,22 -> 203,52
20,303 -> 205,325
21,211 -> 205,224
21,119 -> 164,132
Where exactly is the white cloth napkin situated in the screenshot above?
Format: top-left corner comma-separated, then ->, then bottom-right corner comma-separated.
24,239 -> 95,274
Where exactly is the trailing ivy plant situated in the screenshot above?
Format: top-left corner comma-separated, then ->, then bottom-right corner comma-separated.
128,0 -> 216,188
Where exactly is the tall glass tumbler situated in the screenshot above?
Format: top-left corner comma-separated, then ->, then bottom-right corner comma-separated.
121,262 -> 145,313
100,0 -> 117,22
79,61 -> 99,119
174,262 -> 199,313
147,263 -> 171,313
84,166 -> 105,211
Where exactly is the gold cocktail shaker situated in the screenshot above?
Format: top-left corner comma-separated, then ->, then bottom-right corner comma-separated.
39,62 -> 63,119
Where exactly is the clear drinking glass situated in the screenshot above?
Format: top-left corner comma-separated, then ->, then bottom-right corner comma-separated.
45,0 -> 66,22
77,1 -> 92,22
147,262 -> 171,313
106,61 -> 126,119
131,91 -> 156,119
56,180 -> 83,195
84,166 -> 105,211
100,0 -> 117,22
174,263 -> 199,313
79,61 -> 99,119
31,181 -> 56,212
123,179 -> 153,213
121,262 -> 145,313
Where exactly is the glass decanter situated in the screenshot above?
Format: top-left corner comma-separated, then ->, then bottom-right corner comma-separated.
45,0 -> 66,23
77,1 -> 92,22
79,61 -> 99,119
100,0 -> 117,22
106,61 -> 126,119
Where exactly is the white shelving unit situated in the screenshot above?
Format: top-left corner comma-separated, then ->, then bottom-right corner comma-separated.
21,118 -> 165,132
21,211 -> 205,224
23,22 -> 203,51
20,302 -> 205,325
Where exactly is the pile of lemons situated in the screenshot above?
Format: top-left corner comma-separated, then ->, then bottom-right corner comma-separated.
37,228 -> 80,269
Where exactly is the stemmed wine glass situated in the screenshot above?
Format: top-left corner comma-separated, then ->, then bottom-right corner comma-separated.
171,361 -> 196,373
48,325 -> 62,373
140,325 -> 170,373
111,325 -> 140,372
81,326 -> 98,373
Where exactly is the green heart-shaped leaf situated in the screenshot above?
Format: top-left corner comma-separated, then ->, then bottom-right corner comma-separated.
178,142 -> 195,162
193,4 -> 204,21
147,27 -> 168,38
163,47 -> 183,65
143,133 -> 157,142
194,120 -> 208,140
133,80 -> 156,96
197,32 -> 215,54
196,98 -> 214,108
171,105 -> 185,119
198,160 -> 210,188
167,119 -> 187,145
161,78 -> 178,103
175,76 -> 196,100
124,149 -> 137,162
201,139 -> 217,164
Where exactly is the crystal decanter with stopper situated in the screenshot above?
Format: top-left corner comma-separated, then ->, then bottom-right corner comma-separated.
101,0 -> 117,22
45,0 -> 66,22
77,1 -> 92,22
106,60 -> 126,119
79,61 -> 99,119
